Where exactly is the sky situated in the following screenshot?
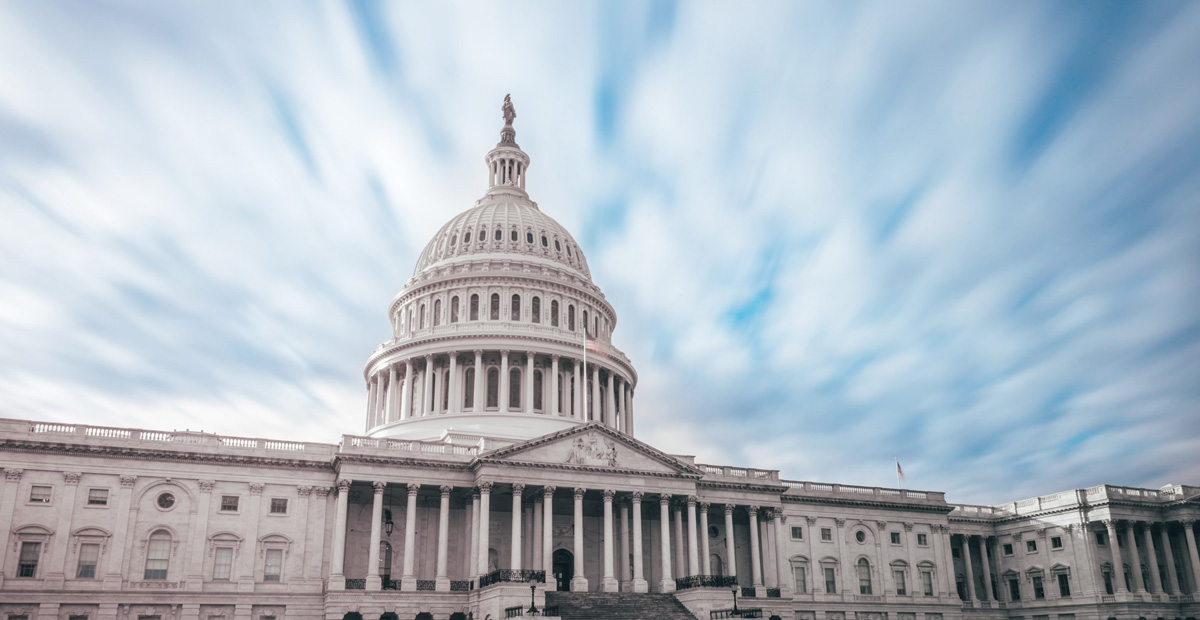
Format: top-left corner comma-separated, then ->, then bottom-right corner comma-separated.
1,1 -> 1198,505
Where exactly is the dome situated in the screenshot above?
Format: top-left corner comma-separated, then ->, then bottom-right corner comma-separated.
412,200 -> 591,279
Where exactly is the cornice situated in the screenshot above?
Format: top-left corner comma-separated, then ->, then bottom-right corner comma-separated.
782,493 -> 955,515
472,457 -> 701,480
0,440 -> 335,472
478,422 -> 703,477
696,480 -> 788,494
334,454 -> 474,472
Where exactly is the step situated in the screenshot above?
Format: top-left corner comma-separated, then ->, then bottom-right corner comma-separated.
545,592 -> 699,620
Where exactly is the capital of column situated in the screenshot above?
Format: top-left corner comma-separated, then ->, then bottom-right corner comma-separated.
63,472 -> 81,486
724,504 -> 734,515
407,482 -> 421,496
661,493 -> 673,506
552,354 -> 560,361
631,491 -> 644,502
748,505 -> 760,516
1102,519 -> 1119,529
315,486 -> 331,498
806,516 -> 818,525
373,481 -> 387,494
119,475 -> 137,487
336,478 -> 352,493
834,518 -> 846,527
543,485 -> 557,498
4,468 -> 23,482
199,480 -> 215,493
877,521 -> 889,531
296,485 -> 312,497
686,495 -> 697,506
603,489 -> 616,500
249,482 -> 265,495
699,501 -> 711,511
479,481 -> 494,494
474,349 -> 484,356
903,522 -> 914,531
471,488 -> 481,499
1181,519 -> 1197,527
512,483 -> 526,496
574,487 -> 586,500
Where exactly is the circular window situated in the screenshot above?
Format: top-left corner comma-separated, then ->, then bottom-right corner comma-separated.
709,525 -> 720,539
494,229 -> 502,241
855,530 -> 866,543
157,492 -> 176,510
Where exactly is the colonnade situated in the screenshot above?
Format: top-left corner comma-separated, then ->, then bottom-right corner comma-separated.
364,351 -> 634,434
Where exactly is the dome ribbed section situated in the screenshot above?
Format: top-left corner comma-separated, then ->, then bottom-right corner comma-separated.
412,200 -> 591,279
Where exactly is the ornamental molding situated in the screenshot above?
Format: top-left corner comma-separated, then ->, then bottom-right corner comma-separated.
784,494 -> 955,515
4,468 -> 22,481
391,271 -> 615,326
0,441 -> 334,472
249,483 -> 265,494
63,471 -> 82,485
198,480 -> 215,492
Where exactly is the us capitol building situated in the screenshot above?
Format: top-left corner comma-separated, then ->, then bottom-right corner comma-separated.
1,99 -> 1197,620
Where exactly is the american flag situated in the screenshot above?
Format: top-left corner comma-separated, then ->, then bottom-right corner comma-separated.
896,458 -> 906,485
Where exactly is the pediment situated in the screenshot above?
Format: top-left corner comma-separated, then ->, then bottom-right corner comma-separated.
478,423 -> 702,477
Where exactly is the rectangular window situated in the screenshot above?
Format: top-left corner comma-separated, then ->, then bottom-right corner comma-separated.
1010,579 -> 1022,601
1033,576 -> 1045,599
891,532 -> 902,545
87,488 -> 109,506
793,565 -> 807,593
895,570 -> 907,595
1095,531 -> 1106,546
821,528 -> 832,542
1003,543 -> 1014,556
144,536 -> 170,580
213,547 -> 233,580
1103,572 -> 1113,595
922,571 -> 934,596
220,496 -> 239,512
1057,574 -> 1070,597
269,498 -> 288,514
1026,540 -> 1037,553
1051,536 -> 1063,549
77,543 -> 100,578
263,548 -> 282,581
18,541 -> 40,577
917,533 -> 928,546
824,567 -> 837,593
791,526 -> 804,540
29,485 -> 52,503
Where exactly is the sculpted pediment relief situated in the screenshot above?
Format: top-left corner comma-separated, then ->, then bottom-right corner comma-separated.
480,423 -> 699,476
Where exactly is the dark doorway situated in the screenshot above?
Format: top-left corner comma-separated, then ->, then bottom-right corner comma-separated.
553,549 -> 574,591
415,614 -> 433,620
343,615 -> 363,620
380,614 -> 398,620
449,614 -> 467,620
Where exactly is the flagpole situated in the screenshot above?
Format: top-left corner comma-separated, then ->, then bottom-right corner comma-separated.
582,327 -> 587,421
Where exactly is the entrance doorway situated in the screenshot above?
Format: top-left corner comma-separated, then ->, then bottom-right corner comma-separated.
552,549 -> 574,591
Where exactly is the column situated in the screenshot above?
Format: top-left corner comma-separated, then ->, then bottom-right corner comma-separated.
187,480 -> 215,586
46,472 -> 80,586
1104,520 -> 1127,594
625,385 -> 634,435
603,489 -> 619,591
573,360 -> 583,418
384,365 -> 397,423
1183,520 -> 1200,593
448,352 -> 459,414
550,355 -> 561,416
478,483 -> 493,577
632,492 -> 648,592
422,355 -> 434,415
366,377 -> 377,429
937,526 -> 955,597
436,485 -> 452,590
725,505 -> 738,583
470,489 -> 481,581
402,483 -> 419,591
606,372 -> 617,428
511,483 -> 525,570
499,351 -> 510,413
400,360 -> 413,420
526,353 -> 535,414
673,501 -> 686,577
1125,521 -> 1146,593
686,496 -> 700,576
591,365 -> 601,421
309,487 -> 330,581
474,351 -> 485,412
961,536 -> 977,602
1141,523 -> 1163,594
1160,524 -> 1180,594
367,481 -> 385,590
620,498 -> 632,590
533,495 -> 544,571
979,535 -> 994,601
542,487 -> 555,575
699,503 -> 712,576
330,479 -> 351,588
374,374 -> 387,424
659,494 -> 675,592
434,358 -> 445,413
749,506 -> 764,588
620,380 -> 630,432
572,488 -> 588,591
0,470 -> 23,582
774,511 -> 790,593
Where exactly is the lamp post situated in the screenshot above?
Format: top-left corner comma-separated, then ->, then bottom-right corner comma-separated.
528,575 -> 540,615
732,585 -> 739,616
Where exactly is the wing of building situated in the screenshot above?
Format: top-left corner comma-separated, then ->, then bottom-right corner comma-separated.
1,100 -> 1197,620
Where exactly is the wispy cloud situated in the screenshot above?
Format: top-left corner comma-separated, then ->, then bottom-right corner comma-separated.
0,1 -> 1197,504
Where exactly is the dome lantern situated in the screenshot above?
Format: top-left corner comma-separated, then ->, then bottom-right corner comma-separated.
486,95 -> 532,198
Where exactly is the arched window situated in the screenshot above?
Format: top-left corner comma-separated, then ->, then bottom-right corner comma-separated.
490,294 -> 500,320
407,308 -> 413,332
419,303 -> 426,329
450,234 -> 457,247
511,294 -> 521,321
550,300 -> 559,327
450,296 -> 460,323
464,368 -> 475,409
433,299 -> 442,327
511,229 -> 518,242
470,294 -> 479,321
541,235 -> 548,247
583,310 -> 589,335
531,297 -> 541,323
144,530 -> 171,579
568,305 -> 575,331
527,232 -> 534,244
486,368 -> 499,408
442,369 -> 450,410
711,554 -> 724,577
594,316 -> 599,336
858,558 -> 872,595
534,370 -> 543,410
555,239 -> 562,252
509,368 -> 521,409
464,231 -> 471,244
494,229 -> 503,241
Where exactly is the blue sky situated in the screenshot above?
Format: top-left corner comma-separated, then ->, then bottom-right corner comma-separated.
1,1 -> 1198,504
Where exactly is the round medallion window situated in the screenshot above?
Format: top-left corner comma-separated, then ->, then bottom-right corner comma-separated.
157,492 -> 176,510
855,530 -> 866,543
709,525 -> 720,539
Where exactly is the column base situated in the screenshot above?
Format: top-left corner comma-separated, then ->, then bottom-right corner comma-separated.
620,580 -> 633,592
571,576 -> 589,592
658,578 -> 676,593
602,577 -> 620,592
436,577 -> 451,592
366,575 -> 382,590
328,575 -> 346,591
632,578 -> 649,593
401,577 -> 418,592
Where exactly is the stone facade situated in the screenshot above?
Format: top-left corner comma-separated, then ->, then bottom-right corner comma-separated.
1,101 -> 1196,620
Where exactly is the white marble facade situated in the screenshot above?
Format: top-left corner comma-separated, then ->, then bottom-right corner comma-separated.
1,102 -> 1197,620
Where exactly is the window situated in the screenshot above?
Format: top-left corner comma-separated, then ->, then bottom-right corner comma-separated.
144,530 -> 171,579
87,488 -> 109,506
490,294 -> 500,320
1095,531 -> 1106,546
1003,543 -> 1014,556
494,228 -> 502,241
891,532 -> 901,545
1051,536 -> 1063,549
213,547 -> 233,580
824,566 -> 837,593
464,231 -> 471,244
567,304 -> 575,331
583,310 -> 589,335
533,370 -> 543,410
29,485 -> 51,503
77,542 -> 100,578
450,234 -> 457,246
531,297 -> 541,323
857,559 -> 872,595
1032,576 -> 1044,599
486,368 -> 499,408
855,530 -> 866,543
156,492 -> 175,510
1057,573 -> 1070,597
509,368 -> 521,409
1102,571 -> 1113,595
18,541 -> 40,577
510,229 -> 518,242
470,294 -> 480,321
450,296 -> 459,323
1026,540 -> 1037,553
555,239 -> 562,252
419,303 -> 426,329
550,300 -> 559,327
922,570 -> 934,596
793,565 -> 807,593
821,528 -> 832,542
464,368 -> 475,409
527,232 -> 534,244
263,548 -> 283,581
791,526 -> 803,540
511,294 -> 521,321
917,533 -> 927,546
1009,578 -> 1022,600
433,299 -> 442,326
221,496 -> 239,512
269,498 -> 288,514
895,569 -> 907,595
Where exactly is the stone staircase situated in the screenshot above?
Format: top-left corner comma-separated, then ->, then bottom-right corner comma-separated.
545,591 -> 699,620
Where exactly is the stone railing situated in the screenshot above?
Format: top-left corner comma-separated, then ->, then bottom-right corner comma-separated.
340,434 -> 479,457
950,483 -> 1200,519
345,578 -> 366,590
782,480 -> 946,504
711,610 -> 763,619
676,575 -> 738,590
699,464 -> 780,483
5,418 -> 336,458
479,569 -> 545,589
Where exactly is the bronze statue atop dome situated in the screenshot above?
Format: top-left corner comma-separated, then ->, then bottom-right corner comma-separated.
502,94 -> 516,127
